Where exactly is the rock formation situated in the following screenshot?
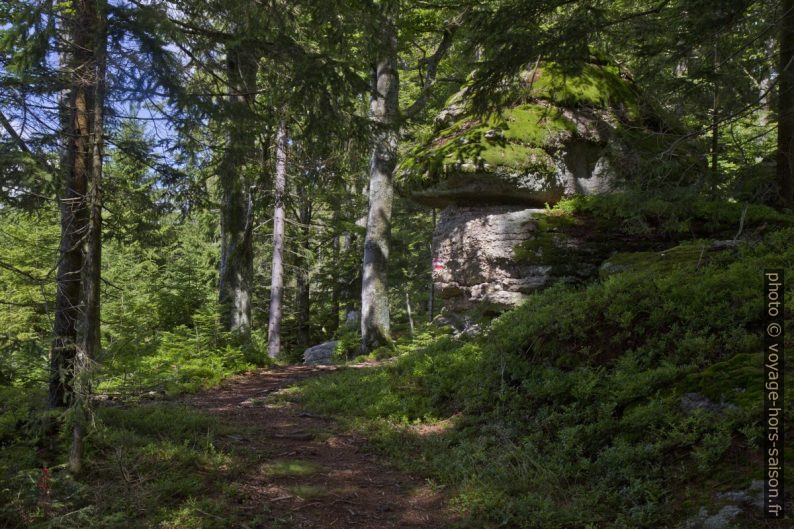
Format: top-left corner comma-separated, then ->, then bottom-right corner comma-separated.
403,60 -> 701,313
303,340 -> 337,365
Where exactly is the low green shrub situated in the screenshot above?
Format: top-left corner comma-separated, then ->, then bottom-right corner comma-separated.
297,228 -> 794,528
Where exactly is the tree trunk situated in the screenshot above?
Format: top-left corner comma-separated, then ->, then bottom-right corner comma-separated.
778,0 -> 794,206
405,291 -> 414,336
710,42 -> 719,189
295,185 -> 312,349
759,38 -> 775,129
361,16 -> 399,354
329,222 -> 341,334
70,0 -> 107,475
342,230 -> 356,318
267,123 -> 288,358
49,0 -> 99,409
427,208 -> 436,322
218,41 -> 257,339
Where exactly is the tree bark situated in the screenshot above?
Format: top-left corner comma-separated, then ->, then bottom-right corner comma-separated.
759,38 -> 775,128
778,0 -> 794,206
295,185 -> 312,349
267,123 -> 288,358
329,220 -> 341,334
427,209 -> 436,323
710,42 -> 719,189
361,15 -> 399,354
70,0 -> 107,475
405,291 -> 414,336
342,229 -> 357,319
218,41 -> 257,339
49,0 -> 99,409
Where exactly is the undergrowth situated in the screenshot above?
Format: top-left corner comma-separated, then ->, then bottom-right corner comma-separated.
0,402 -> 265,529
296,228 -> 794,528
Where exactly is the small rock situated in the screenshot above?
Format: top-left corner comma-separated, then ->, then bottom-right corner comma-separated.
344,311 -> 359,329
709,240 -> 743,251
484,129 -> 504,140
703,505 -> 742,529
687,479 -> 764,528
303,340 -> 338,365
716,480 -> 764,509
680,392 -> 738,414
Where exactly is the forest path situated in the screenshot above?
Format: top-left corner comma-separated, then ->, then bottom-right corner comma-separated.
187,362 -> 455,529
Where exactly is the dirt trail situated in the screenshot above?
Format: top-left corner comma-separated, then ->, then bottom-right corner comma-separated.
188,363 -> 455,529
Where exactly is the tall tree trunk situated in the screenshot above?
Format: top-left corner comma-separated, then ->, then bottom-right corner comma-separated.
710,42 -> 719,189
218,42 -> 257,339
361,16 -> 399,354
49,0 -> 98,409
405,291 -> 414,336
759,38 -> 775,129
267,123 -> 288,358
295,185 -> 312,349
70,0 -> 107,475
778,0 -> 794,206
427,208 -> 436,323
329,217 -> 341,334
342,230 -> 356,318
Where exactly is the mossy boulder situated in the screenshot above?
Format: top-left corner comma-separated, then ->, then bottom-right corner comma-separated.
428,190 -> 790,315
403,60 -> 702,207
412,61 -> 712,315
681,353 -> 763,411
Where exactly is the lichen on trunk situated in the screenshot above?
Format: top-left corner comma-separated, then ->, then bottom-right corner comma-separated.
218,39 -> 258,339
361,17 -> 399,354
267,123 -> 288,358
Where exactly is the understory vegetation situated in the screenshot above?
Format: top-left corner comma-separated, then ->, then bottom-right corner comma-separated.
2,0 -> 793,527
296,225 -> 794,528
1,400 -> 267,529
2,192 -> 793,528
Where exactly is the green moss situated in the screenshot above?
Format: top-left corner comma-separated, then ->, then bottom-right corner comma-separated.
478,144 -> 550,170
682,353 -> 763,410
261,459 -> 324,477
402,103 -> 574,180
600,242 -> 711,279
513,211 -> 582,270
496,104 -> 577,145
401,61 -> 699,192
554,191 -> 794,237
527,63 -> 639,119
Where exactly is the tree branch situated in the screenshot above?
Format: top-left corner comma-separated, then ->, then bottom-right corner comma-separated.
0,259 -> 50,284
401,26 -> 457,121
0,109 -> 56,177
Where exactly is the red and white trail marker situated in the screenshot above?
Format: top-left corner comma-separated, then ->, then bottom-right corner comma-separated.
432,258 -> 445,271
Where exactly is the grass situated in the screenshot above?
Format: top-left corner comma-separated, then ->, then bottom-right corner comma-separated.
290,227 -> 794,528
262,459 -> 324,477
0,402 -> 265,529
3,197 -> 793,528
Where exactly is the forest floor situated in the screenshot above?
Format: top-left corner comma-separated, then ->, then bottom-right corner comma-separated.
186,361 -> 455,529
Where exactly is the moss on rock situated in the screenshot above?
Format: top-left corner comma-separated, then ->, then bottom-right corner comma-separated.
681,353 -> 763,411
599,243 -> 710,279
407,103 -> 574,179
402,59 -> 646,192
522,62 -> 640,119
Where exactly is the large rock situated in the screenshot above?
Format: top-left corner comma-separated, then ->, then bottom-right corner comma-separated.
303,340 -> 337,365
407,106 -> 618,209
432,207 -> 548,312
431,205 -> 605,312
404,59 -> 701,314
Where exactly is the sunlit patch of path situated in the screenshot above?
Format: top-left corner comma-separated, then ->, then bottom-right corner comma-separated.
188,362 -> 455,528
